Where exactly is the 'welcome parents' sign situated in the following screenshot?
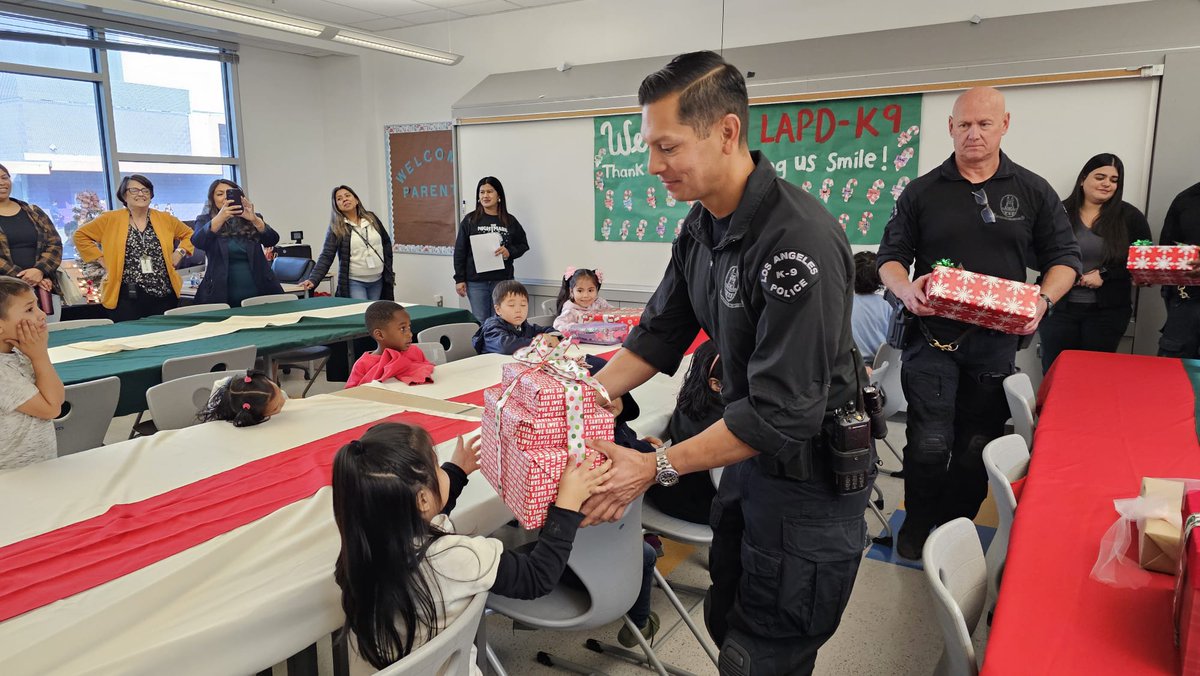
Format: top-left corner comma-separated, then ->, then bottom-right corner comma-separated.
387,122 -> 456,255
592,93 -> 922,245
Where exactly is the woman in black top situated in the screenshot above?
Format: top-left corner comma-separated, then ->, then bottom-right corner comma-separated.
452,177 -> 529,321
0,163 -> 63,306
1039,153 -> 1151,373
191,179 -> 283,307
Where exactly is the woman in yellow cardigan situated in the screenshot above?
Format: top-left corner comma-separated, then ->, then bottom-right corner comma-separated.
74,175 -> 195,322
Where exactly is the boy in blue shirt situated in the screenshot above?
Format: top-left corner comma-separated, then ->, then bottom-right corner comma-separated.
471,280 -> 556,355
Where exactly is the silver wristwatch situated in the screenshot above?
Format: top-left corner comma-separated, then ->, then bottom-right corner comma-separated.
654,447 -> 679,487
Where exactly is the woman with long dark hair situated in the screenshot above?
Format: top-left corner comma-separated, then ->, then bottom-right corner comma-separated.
0,163 -> 63,313
1039,153 -> 1150,372
191,179 -> 283,307
332,422 -> 608,671
301,185 -> 394,300
452,177 -> 529,321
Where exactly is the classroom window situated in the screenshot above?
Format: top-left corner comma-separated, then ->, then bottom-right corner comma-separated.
0,13 -> 94,72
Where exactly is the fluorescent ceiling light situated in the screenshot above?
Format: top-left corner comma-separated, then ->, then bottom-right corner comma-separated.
332,30 -> 462,65
136,0 -> 325,37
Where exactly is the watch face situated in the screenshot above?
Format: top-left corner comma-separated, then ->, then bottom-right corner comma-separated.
656,469 -> 680,487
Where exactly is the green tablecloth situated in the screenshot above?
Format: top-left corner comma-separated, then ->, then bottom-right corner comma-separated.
50,298 -> 477,415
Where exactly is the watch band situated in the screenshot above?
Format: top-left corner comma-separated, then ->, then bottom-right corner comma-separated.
1039,292 -> 1054,315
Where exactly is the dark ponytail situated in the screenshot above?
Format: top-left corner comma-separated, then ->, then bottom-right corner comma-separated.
556,268 -> 602,315
332,423 -> 448,669
198,370 -> 276,427
676,341 -> 722,421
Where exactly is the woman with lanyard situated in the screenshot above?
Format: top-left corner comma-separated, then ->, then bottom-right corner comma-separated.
301,185 -> 394,300
74,175 -> 195,322
191,179 -> 283,307
0,163 -> 63,312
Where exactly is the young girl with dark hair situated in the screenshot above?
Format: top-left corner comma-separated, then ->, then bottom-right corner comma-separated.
1039,153 -> 1151,372
652,340 -> 722,525
199,370 -> 287,427
552,267 -> 613,333
332,422 -> 609,672
452,177 -> 530,322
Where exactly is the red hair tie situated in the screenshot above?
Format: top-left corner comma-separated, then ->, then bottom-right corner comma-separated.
242,403 -> 251,410
244,376 -> 252,383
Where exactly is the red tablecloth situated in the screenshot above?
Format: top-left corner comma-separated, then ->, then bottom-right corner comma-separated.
983,351 -> 1200,675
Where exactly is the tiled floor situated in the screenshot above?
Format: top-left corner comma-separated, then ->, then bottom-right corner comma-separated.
106,371 -> 992,676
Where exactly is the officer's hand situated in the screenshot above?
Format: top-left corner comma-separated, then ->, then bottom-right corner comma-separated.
578,439 -> 655,527
1016,296 -> 1049,336
1185,258 -> 1200,278
898,274 -> 936,316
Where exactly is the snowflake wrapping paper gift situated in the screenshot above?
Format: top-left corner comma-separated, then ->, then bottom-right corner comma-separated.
1126,242 -> 1200,286
925,261 -> 1041,333
478,335 -> 612,528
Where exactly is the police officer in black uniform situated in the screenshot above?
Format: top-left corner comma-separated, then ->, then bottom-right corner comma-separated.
876,87 -> 1080,560
582,51 -> 872,676
1158,180 -> 1200,357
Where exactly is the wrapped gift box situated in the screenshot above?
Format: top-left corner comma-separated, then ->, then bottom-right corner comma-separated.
1127,244 -> 1200,287
580,308 -> 643,328
499,361 -> 589,415
1174,490 -> 1200,674
1140,477 -> 1185,574
563,321 -> 628,345
925,263 -> 1040,333
479,383 -> 612,529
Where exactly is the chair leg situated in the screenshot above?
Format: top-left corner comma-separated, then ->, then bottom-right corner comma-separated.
621,615 -> 670,676
128,411 -> 144,439
652,568 -> 719,666
300,358 -> 328,398
881,437 -> 904,476
582,640 -> 700,676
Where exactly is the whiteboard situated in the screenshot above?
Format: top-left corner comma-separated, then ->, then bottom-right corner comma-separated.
457,77 -> 1159,286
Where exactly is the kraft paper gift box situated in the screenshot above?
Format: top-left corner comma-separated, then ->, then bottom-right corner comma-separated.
1173,490 -> 1200,674
1127,242 -> 1200,287
580,308 -> 643,328
1140,477 -> 1185,574
479,389 -> 611,528
924,260 -> 1041,333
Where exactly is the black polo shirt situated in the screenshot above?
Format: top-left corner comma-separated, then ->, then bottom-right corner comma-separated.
624,152 -> 862,463
1160,182 -> 1200,246
876,151 -> 1081,335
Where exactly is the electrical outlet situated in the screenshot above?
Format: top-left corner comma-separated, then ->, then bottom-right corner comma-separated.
434,294 -> 444,307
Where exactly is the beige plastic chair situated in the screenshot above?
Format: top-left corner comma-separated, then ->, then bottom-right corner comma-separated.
164,303 -> 230,316
1003,373 -> 1037,449
131,346 -> 258,437
923,518 -> 987,676
146,369 -> 247,431
48,318 -> 113,332
370,592 -> 487,675
417,323 -> 480,362
982,434 -> 1030,609
411,342 -> 448,366
55,376 -> 121,456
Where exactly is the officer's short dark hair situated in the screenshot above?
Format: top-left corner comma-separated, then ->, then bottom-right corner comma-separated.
638,51 -> 749,145
492,280 -> 528,306
116,175 -> 154,206
364,300 -> 407,334
853,251 -> 882,295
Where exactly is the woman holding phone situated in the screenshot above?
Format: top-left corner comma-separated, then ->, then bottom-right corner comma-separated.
191,179 -> 283,307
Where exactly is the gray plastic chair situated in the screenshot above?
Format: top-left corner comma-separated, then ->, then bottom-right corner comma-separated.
540,298 -> 558,316
241,293 -> 301,307
372,592 -> 487,675
411,341 -> 448,366
132,346 -> 258,437
527,314 -> 557,329
48,318 -> 113,332
146,369 -> 247,431
1003,373 -> 1036,449
485,497 -> 669,675
55,376 -> 120,456
923,518 -> 986,676
164,303 -> 230,316
417,323 -> 480,362
870,344 -> 906,473
982,434 -> 1030,609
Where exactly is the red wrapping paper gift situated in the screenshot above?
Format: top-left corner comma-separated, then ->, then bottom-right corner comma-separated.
483,387 -> 613,448
500,361 -> 576,415
925,263 -> 1040,333
1128,244 -> 1200,287
479,386 -> 612,528
580,308 -> 642,328
1176,490 -> 1200,674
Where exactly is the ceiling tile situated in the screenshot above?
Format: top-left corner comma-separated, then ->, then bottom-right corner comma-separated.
507,0 -> 578,7
240,0 -> 383,24
453,0 -> 518,16
346,16 -> 416,29
397,7 -> 465,23
330,0 -> 432,17
415,0 -> 492,7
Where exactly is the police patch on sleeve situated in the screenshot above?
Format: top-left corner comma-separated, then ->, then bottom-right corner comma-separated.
759,249 -> 819,303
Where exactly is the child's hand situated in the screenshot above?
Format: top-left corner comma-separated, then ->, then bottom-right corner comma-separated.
641,436 -> 663,448
451,434 -> 481,475
11,319 -> 49,357
555,452 -> 612,513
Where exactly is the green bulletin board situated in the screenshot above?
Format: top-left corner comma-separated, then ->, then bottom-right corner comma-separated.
593,93 -> 922,245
